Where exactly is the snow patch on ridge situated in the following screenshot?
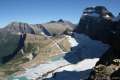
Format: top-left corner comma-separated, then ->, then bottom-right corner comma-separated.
66,35 -> 79,47
17,58 -> 99,80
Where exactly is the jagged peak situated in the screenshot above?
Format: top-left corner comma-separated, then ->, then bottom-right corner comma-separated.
94,6 -> 107,11
57,19 -> 64,23
82,6 -> 114,20
8,21 -> 29,25
48,19 -> 69,24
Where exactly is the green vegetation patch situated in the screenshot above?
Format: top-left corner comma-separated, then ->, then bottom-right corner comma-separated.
0,32 -> 20,59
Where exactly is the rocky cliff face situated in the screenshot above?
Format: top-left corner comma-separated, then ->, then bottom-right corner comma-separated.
1,33 -> 26,64
4,22 -> 51,36
74,6 -> 120,80
0,31 -> 20,61
74,5 -> 120,53
43,19 -> 75,36
74,6 -> 115,43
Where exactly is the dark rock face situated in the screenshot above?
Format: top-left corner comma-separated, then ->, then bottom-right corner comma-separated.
74,6 -> 120,80
57,19 -> 65,23
5,22 -> 35,34
2,34 -> 26,63
43,20 -> 75,36
110,69 -> 120,80
74,6 -> 120,52
74,6 -> 115,43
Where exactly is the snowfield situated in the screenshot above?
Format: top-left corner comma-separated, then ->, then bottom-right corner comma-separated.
17,58 -> 99,80
18,60 -> 70,80
66,35 -> 79,47
54,58 -> 99,72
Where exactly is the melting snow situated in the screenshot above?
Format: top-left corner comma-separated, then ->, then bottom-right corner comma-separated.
105,14 -> 110,18
66,35 -> 79,47
54,58 -> 99,72
18,60 -> 70,80
18,58 -> 99,80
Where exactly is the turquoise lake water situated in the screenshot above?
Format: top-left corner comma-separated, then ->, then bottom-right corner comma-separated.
7,74 -> 29,80
49,54 -> 65,61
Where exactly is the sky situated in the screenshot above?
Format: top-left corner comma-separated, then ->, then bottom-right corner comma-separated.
0,0 -> 120,27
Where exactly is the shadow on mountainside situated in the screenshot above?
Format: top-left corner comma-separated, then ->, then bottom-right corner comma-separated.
64,33 -> 109,64
2,34 -> 26,64
44,70 -> 91,80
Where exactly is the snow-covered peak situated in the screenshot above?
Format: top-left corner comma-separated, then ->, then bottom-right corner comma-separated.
82,6 -> 113,19
83,12 -> 100,17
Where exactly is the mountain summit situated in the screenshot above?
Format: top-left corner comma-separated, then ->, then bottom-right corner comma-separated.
82,6 -> 114,19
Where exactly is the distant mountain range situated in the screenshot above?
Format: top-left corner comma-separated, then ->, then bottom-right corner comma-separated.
2,19 -> 75,36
